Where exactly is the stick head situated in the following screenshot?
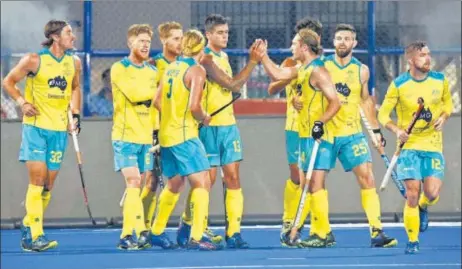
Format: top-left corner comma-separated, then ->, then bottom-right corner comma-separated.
417,97 -> 424,106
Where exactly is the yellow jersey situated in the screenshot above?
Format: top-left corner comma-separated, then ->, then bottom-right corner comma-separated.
378,71 -> 453,153
23,48 -> 75,131
285,78 -> 300,132
150,53 -> 175,131
324,55 -> 363,137
203,47 -> 235,126
111,57 -> 158,144
297,58 -> 335,143
159,57 -> 200,147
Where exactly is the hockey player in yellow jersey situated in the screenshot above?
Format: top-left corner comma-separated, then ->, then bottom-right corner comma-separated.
141,21 -> 183,230
176,14 -> 265,249
266,17 -> 330,247
152,29 -> 222,251
325,24 -> 397,248
110,24 -> 158,250
3,20 -> 81,252
260,29 -> 341,248
378,41 -> 453,254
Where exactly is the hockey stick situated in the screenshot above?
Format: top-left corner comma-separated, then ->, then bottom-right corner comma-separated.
380,97 -> 425,191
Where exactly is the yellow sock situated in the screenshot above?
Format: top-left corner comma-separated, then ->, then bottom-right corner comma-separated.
121,187 -> 142,238
25,184 -> 44,240
142,188 -> 157,229
296,193 -> 311,230
140,186 -> 151,200
310,190 -> 329,239
309,211 -> 317,236
324,190 -> 331,234
361,188 -> 383,234
419,193 -> 439,209
151,188 -> 179,235
190,188 -> 209,241
133,189 -> 147,237
283,179 -> 301,222
404,203 -> 420,242
225,188 -> 244,237
23,190 -> 51,227
181,189 -> 193,226
42,190 -> 51,212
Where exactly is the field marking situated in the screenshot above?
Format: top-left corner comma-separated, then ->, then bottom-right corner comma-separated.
108,263 -> 462,269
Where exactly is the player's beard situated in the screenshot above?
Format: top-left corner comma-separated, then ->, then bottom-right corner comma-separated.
416,62 -> 431,73
134,49 -> 149,61
335,47 -> 352,58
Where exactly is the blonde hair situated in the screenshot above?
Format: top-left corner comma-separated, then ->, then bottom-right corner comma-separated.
127,24 -> 153,39
158,21 -> 182,39
182,29 -> 205,56
298,28 -> 322,55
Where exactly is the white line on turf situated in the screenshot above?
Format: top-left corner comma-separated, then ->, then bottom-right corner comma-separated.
39,222 -> 460,234
107,263 -> 462,269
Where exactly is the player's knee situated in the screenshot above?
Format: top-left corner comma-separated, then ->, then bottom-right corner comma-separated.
358,174 -> 375,189
406,190 -> 420,207
125,176 -> 142,188
289,165 -> 300,184
224,173 -> 240,189
423,189 -> 439,201
167,177 -> 184,193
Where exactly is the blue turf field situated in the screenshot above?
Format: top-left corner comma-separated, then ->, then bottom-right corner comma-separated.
1,224 -> 460,269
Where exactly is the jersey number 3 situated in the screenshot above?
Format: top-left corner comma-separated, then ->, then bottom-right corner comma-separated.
167,78 -> 173,99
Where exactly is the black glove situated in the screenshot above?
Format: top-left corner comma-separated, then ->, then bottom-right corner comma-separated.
373,128 -> 386,147
153,130 -> 159,145
311,121 -> 324,140
72,113 -> 81,134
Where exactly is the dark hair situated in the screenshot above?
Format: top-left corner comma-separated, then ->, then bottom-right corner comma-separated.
294,17 -> 323,36
335,23 -> 356,35
205,14 -> 229,32
41,20 -> 69,47
102,68 -> 110,80
405,40 -> 427,56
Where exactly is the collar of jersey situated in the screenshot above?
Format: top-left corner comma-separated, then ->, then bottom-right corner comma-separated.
124,57 -> 145,69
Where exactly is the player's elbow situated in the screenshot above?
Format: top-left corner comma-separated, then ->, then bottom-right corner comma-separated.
189,102 -> 202,115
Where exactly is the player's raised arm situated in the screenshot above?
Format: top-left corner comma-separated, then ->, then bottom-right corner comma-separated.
2,53 -> 40,117
267,58 -> 297,96
200,39 -> 263,93
261,40 -> 298,81
310,66 -> 341,124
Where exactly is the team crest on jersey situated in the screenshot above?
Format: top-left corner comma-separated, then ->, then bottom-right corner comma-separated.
62,62 -> 73,77
415,107 -> 433,123
48,76 -> 68,91
335,82 -> 351,97
346,70 -> 355,83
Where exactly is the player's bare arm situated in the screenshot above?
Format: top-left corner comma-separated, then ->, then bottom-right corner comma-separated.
260,41 -> 298,81
433,79 -> 452,131
2,53 -> 41,117
187,65 -> 211,125
267,57 -> 297,96
310,66 -> 341,123
69,56 -> 82,133
154,80 -> 163,112
200,39 -> 263,93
